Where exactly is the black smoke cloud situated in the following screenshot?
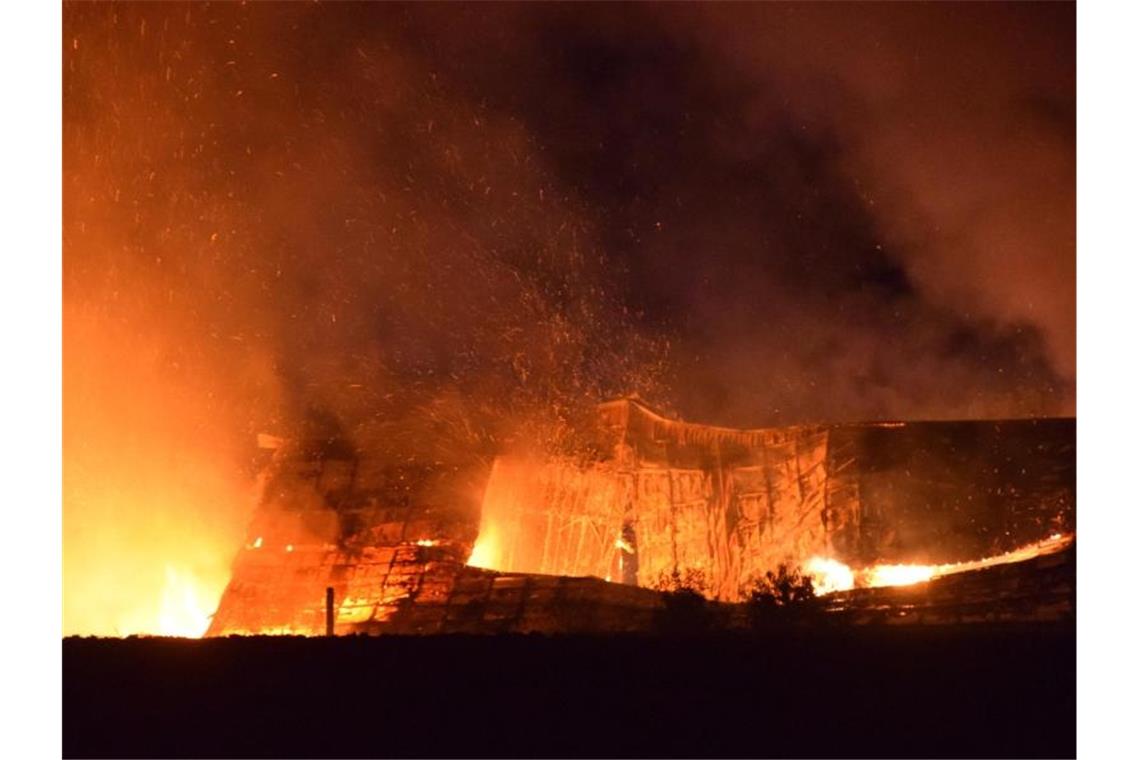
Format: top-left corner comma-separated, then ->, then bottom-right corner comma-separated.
65,1 -> 1074,463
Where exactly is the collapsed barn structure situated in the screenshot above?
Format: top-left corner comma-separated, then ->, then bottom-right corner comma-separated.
207,399 -> 1074,635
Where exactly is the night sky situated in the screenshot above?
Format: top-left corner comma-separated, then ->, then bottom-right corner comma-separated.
64,1 -> 1074,464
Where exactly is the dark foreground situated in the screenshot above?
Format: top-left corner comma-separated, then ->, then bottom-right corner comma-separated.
64,624 -> 1075,759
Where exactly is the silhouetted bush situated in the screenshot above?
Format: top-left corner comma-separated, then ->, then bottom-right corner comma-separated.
650,567 -> 710,595
651,568 -> 713,634
742,564 -> 819,627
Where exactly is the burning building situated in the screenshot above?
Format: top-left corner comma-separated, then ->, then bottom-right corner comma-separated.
207,399 -> 1074,635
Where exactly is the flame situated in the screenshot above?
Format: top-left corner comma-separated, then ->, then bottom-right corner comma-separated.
467,524 -> 500,569
223,626 -> 303,637
63,306 -> 255,638
156,566 -> 213,638
803,557 -> 856,595
864,564 -> 936,587
805,533 -> 1074,595
415,539 -> 440,547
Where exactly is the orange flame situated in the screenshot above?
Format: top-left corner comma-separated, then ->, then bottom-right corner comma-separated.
864,564 -> 936,587
805,533 -> 1073,595
803,557 -> 856,595
63,306 -> 256,638
467,524 -> 500,570
156,566 -> 214,638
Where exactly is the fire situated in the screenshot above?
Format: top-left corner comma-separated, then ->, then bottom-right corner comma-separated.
221,626 -> 302,637
864,564 -> 936,587
156,566 -> 213,638
467,524 -> 500,569
415,539 -> 441,547
804,533 -> 1074,596
803,557 -> 856,595
63,306 -> 255,638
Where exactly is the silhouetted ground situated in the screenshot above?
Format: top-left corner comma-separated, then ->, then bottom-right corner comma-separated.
64,624 -> 1074,759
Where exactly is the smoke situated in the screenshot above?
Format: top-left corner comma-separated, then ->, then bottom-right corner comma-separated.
389,2 -> 1074,425
687,1 -> 1076,411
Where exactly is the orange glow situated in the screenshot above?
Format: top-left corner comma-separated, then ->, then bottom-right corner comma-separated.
805,532 -> 1074,595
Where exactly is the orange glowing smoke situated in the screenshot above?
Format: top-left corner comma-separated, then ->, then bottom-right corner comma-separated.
804,533 -> 1074,595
